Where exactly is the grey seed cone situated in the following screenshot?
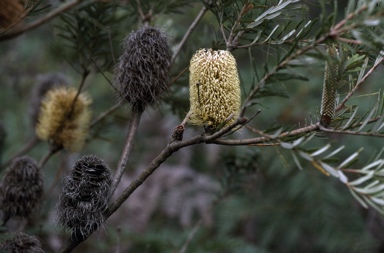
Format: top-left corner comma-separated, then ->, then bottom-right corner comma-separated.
0,156 -> 43,220
0,232 -> 44,253
58,155 -> 112,241
115,26 -> 172,112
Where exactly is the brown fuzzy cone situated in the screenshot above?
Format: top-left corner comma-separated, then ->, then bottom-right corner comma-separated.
30,73 -> 69,128
0,0 -> 24,30
58,155 -> 112,241
188,49 -> 241,131
320,45 -> 339,127
35,87 -> 92,152
115,26 -> 172,111
0,232 -> 44,253
0,156 -> 43,220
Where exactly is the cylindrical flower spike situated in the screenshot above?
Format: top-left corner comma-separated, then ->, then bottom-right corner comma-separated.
58,155 -> 112,241
0,156 -> 43,221
188,49 -> 241,132
0,232 -> 44,253
115,26 -> 172,112
35,87 -> 92,152
320,45 -> 339,127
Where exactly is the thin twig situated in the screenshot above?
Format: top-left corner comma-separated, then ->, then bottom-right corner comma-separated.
110,109 -> 143,197
38,146 -> 60,168
0,0 -> 83,41
178,220 -> 203,253
90,104 -> 121,128
172,5 -> 207,63
1,136 -> 39,169
336,55 -> 384,112
59,117 -> 245,253
319,125 -> 384,138
168,66 -> 189,87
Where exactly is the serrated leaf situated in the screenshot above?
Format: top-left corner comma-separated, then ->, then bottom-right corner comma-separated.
323,146 -> 345,160
319,161 -> 338,177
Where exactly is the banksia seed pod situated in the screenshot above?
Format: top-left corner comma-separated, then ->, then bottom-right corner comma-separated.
115,26 -> 172,112
320,45 -> 339,127
58,155 -> 112,241
188,49 -> 241,131
35,87 -> 92,152
0,232 -> 44,253
0,156 -> 43,221
0,0 -> 24,30
30,73 -> 69,128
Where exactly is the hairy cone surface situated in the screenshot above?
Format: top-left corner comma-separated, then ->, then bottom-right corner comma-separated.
0,232 -> 44,253
115,26 -> 172,111
35,87 -> 92,152
188,49 -> 241,131
58,155 -> 112,241
0,156 -> 43,219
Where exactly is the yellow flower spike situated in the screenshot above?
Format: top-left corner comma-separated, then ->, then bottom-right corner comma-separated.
35,87 -> 92,152
188,49 -> 241,131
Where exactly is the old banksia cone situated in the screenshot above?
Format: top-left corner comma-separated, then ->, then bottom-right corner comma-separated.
115,26 -> 172,111
188,49 -> 241,131
35,87 -> 92,152
0,232 -> 44,253
58,155 -> 112,241
0,156 -> 43,221
0,0 -> 24,30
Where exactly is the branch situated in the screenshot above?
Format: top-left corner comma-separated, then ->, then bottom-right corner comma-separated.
336,54 -> 384,112
0,136 -> 39,169
171,5 -> 207,63
318,124 -> 384,138
58,117 -> 245,253
110,109 -> 143,196
0,0 -> 83,41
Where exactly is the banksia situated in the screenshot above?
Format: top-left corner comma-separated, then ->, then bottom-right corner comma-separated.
0,0 -> 24,30
58,155 -> 112,241
0,156 -> 43,221
30,73 -> 69,128
115,26 -> 172,112
0,232 -> 44,253
320,45 -> 339,127
188,49 -> 241,131
35,87 -> 92,152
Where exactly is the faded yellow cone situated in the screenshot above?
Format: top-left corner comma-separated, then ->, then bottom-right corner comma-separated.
188,49 -> 241,131
35,87 -> 92,152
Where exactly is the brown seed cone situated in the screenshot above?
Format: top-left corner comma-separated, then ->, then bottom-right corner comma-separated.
0,0 -> 25,30
58,155 -> 112,241
0,232 -> 44,253
0,156 -> 43,220
188,49 -> 241,131
115,26 -> 172,112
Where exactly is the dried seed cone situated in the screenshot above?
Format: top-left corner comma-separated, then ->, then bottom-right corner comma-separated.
188,49 -> 241,130
35,87 -> 92,152
0,156 -> 43,220
0,0 -> 24,30
0,232 -> 44,253
30,73 -> 69,128
115,26 -> 172,111
58,155 -> 112,241
320,45 -> 339,127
